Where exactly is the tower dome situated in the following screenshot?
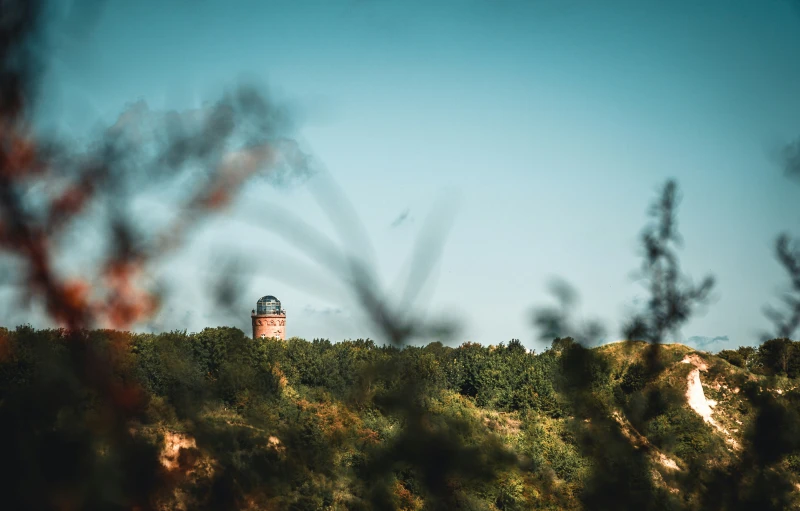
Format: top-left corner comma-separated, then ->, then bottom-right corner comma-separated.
252,295 -> 286,340
256,295 -> 281,315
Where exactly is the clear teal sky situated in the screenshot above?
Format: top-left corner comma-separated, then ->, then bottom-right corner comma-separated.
31,0 -> 800,350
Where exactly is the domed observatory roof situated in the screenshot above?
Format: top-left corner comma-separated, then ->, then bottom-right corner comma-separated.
256,295 -> 282,315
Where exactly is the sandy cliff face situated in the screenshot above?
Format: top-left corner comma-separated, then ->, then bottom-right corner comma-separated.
681,354 -> 742,450
682,355 -> 715,426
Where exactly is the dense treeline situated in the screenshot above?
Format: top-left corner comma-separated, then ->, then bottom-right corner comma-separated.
0,325 -> 572,509
718,338 -> 800,378
2,325 -> 799,510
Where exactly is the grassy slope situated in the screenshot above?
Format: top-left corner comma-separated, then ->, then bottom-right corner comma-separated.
147,341 -> 799,510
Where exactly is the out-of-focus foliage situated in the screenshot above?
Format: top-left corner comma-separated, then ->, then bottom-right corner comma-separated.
2,1 -> 800,509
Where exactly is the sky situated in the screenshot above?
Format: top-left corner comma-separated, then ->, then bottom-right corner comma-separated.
18,0 -> 800,351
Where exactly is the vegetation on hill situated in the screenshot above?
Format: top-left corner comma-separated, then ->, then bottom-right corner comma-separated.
1,326 -> 799,510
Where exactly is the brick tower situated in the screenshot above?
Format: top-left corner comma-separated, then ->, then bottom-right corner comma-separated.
251,295 -> 286,340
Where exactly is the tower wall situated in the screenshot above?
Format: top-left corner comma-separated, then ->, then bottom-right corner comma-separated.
252,313 -> 286,340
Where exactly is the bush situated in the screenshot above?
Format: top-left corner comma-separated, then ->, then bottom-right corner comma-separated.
620,363 -> 647,394
646,407 -> 717,462
718,349 -> 745,368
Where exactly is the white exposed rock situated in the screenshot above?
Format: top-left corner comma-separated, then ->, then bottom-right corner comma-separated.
656,452 -> 679,470
161,432 -> 197,470
685,367 -> 717,427
267,435 -> 286,454
681,355 -> 742,451
681,354 -> 708,371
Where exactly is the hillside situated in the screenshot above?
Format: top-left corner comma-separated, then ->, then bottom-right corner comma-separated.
1,327 -> 799,510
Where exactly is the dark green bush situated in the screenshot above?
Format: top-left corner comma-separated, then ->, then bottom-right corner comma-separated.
620,363 -> 647,394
